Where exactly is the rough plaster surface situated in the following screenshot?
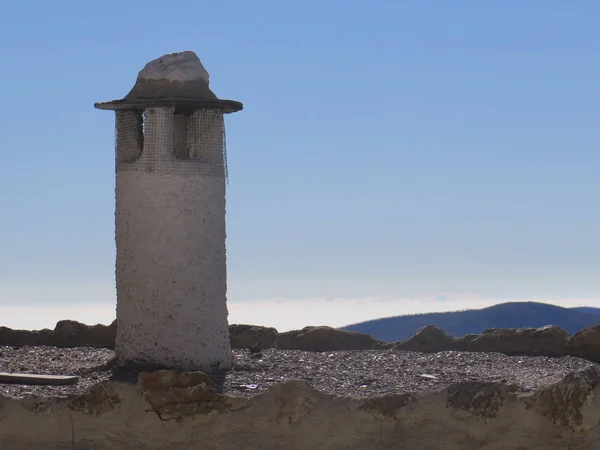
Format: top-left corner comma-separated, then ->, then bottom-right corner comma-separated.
115,106 -> 231,371
137,51 -> 210,84
1,368 -> 600,450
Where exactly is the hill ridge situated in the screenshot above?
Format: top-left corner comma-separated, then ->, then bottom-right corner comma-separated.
341,301 -> 600,342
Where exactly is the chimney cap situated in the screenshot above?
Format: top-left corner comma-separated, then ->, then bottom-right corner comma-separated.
94,51 -> 242,113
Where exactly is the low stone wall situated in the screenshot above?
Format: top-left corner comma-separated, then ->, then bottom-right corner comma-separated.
0,320 -> 117,349
1,365 -> 599,449
1,321 -> 599,360
392,324 -> 600,360
273,325 -> 388,351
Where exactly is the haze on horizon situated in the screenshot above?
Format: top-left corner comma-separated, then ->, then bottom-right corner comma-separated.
1,1 -> 598,331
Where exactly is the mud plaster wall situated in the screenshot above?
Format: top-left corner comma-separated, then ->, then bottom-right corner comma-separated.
115,107 -> 232,371
2,375 -> 600,450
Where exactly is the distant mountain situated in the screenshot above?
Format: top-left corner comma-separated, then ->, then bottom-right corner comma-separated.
571,307 -> 600,316
342,302 -> 600,342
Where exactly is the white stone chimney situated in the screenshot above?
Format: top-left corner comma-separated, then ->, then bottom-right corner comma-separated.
95,51 -> 243,371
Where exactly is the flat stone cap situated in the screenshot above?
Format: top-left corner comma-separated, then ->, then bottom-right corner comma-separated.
95,51 -> 242,113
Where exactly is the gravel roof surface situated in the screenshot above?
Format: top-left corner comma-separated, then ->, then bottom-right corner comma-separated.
0,346 -> 596,399
0,346 -> 114,399
224,349 -> 597,398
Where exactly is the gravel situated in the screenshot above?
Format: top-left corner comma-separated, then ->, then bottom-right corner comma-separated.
224,349 -> 597,398
0,346 -> 597,399
0,346 -> 114,399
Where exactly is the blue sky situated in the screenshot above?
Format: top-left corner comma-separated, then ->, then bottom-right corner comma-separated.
1,1 -> 599,330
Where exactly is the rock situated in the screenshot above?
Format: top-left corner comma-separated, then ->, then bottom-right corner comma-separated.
567,324 -> 600,360
392,325 -> 456,352
459,325 -> 569,356
138,370 -> 230,421
534,365 -> 600,431
229,324 -> 278,350
137,51 -> 210,84
139,370 -> 212,390
124,51 -> 218,102
52,320 -> 117,349
275,326 -> 385,351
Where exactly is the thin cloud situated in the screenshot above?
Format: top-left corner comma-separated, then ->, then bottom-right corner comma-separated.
1,294 -> 598,332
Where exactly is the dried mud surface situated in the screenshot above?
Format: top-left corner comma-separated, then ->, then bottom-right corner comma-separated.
0,346 -> 597,399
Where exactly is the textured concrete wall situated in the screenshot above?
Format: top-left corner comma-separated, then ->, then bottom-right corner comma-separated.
115,107 -> 232,371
